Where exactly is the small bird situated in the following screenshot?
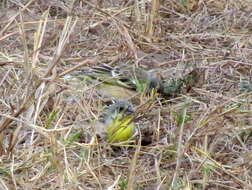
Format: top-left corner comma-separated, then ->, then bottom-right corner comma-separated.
72,64 -> 161,100
97,100 -> 136,143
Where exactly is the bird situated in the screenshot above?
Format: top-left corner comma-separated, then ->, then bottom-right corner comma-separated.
97,100 -> 136,143
71,63 -> 161,100
67,63 -> 205,100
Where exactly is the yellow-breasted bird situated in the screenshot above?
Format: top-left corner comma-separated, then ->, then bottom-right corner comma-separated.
71,64 -> 161,100
97,100 -> 135,143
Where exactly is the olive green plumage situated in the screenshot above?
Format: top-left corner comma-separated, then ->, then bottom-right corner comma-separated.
72,64 -> 161,99
69,63 -> 204,99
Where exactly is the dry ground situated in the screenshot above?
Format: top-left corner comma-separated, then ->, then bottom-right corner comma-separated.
0,0 -> 252,189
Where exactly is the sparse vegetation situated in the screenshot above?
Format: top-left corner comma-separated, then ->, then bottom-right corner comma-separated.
0,0 -> 252,189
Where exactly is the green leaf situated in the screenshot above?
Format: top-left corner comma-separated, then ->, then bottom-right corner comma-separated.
134,78 -> 148,93
45,110 -> 59,128
179,0 -> 187,7
0,168 -> 9,176
67,132 -> 81,143
119,176 -> 128,190
172,109 -> 191,125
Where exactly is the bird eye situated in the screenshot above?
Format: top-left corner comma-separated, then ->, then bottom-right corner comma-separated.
119,107 -> 125,112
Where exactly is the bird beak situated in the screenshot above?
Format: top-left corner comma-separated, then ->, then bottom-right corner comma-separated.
128,107 -> 135,113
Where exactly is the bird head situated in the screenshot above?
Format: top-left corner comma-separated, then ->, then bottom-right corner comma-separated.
108,100 -> 134,115
101,100 -> 134,125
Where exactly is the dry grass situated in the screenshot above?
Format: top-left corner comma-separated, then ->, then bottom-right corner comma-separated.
0,0 -> 252,189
